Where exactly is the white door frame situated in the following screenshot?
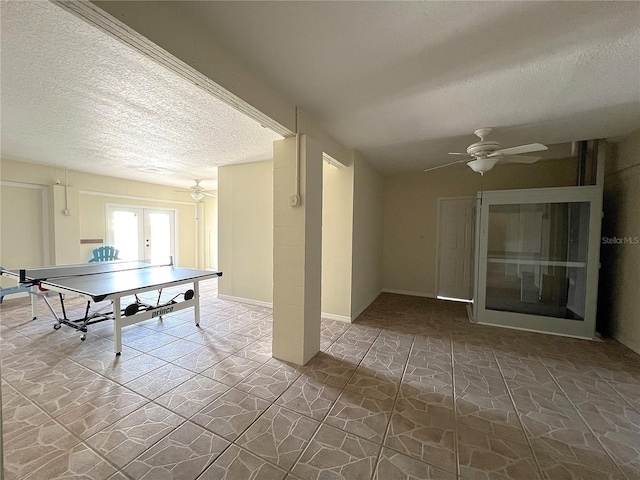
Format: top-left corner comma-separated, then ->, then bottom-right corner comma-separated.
435,196 -> 474,301
475,185 -> 602,339
106,204 -> 178,263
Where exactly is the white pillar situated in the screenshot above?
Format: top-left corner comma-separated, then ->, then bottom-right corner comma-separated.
272,135 -> 323,365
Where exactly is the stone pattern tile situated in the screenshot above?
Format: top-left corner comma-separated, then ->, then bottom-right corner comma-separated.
3,283 -> 640,480
236,405 -> 319,470
124,421 -> 229,479
191,388 -> 270,441
374,448 -> 456,480
85,403 -> 184,468
291,424 -> 380,480
200,444 -> 287,480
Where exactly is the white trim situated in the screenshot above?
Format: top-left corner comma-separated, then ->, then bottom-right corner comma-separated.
323,153 -> 345,169
216,294 -> 354,324
382,288 -> 436,299
613,333 -> 640,356
351,290 -> 383,321
437,295 -> 471,303
321,312 -> 351,323
217,294 -> 273,309
466,303 -> 476,323
54,1 -> 291,138
80,189 -> 195,206
476,320 -> 599,342
1,180 -> 46,189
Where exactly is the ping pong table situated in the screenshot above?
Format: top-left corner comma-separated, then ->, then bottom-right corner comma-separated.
1,260 -> 222,355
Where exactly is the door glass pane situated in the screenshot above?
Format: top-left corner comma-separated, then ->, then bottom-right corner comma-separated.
112,211 -> 139,260
485,202 -> 590,320
148,213 -> 171,263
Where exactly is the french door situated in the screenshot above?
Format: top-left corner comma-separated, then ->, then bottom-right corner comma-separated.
106,206 -> 176,263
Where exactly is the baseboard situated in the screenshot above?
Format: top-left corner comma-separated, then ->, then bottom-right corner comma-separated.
351,290 -> 383,321
381,289 -> 436,299
613,333 -> 640,356
217,294 -> 273,309
321,312 -> 351,323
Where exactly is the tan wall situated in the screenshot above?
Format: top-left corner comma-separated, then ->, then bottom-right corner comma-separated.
351,152 -> 384,318
0,183 -> 47,288
321,159 -> 354,320
203,195 -> 218,270
1,158 -> 201,269
218,160 -> 274,304
382,157 -> 579,296
600,130 -> 640,354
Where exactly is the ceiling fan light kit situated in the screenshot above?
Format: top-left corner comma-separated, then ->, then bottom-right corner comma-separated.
175,179 -> 215,202
467,158 -> 500,175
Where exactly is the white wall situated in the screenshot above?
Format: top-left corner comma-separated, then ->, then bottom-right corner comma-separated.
600,131 -> 640,353
382,157 -> 579,297
351,152 -> 384,318
218,160 -> 274,304
322,160 -> 354,320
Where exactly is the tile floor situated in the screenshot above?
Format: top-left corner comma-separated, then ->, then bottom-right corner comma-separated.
1,279 -> 639,479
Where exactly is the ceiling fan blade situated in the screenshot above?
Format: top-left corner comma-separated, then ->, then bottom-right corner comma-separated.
448,152 -> 468,156
424,159 -> 469,173
500,155 -> 542,164
203,192 -> 216,197
491,143 -> 548,156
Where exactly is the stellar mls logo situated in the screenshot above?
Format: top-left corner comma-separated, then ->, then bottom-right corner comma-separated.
602,236 -> 639,245
151,306 -> 174,318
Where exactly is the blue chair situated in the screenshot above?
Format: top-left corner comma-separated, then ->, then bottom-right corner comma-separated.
89,246 -> 120,263
0,266 -> 32,304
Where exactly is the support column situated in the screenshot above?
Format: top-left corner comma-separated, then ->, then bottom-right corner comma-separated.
272,135 -> 323,365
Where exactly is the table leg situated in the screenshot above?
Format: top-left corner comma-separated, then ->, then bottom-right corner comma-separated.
194,281 -> 201,327
113,297 -> 122,355
30,286 -> 38,320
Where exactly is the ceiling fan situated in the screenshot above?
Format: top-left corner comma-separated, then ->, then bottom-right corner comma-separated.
176,179 -> 215,202
425,128 -> 548,175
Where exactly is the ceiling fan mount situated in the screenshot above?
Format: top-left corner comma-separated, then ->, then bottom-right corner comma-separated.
425,127 -> 548,175
465,128 -> 501,158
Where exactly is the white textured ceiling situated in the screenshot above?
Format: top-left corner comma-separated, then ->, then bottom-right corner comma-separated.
178,1 -> 640,173
2,2 -> 639,183
0,1 -> 282,190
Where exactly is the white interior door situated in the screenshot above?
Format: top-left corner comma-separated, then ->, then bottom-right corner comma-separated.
107,206 -> 176,263
436,197 -> 474,300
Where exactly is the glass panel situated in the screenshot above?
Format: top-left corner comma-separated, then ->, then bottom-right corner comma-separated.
148,213 -> 171,262
112,211 -> 139,260
485,202 -> 590,320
